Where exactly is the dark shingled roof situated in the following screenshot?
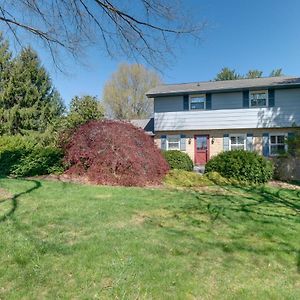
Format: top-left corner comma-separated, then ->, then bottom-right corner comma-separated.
130,118 -> 154,135
146,76 -> 300,97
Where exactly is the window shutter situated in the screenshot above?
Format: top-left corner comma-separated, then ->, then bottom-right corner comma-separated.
183,95 -> 189,110
288,132 -> 295,156
268,89 -> 275,107
246,133 -> 253,151
161,135 -> 167,150
243,90 -> 249,108
180,135 -> 186,151
262,133 -> 269,157
223,134 -> 229,151
206,93 -> 212,110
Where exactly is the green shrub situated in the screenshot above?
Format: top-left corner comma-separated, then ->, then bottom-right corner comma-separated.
0,135 -> 64,177
205,150 -> 274,184
11,147 -> 64,177
163,150 -> 193,171
164,169 -> 213,187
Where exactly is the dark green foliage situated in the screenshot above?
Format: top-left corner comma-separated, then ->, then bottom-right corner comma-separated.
163,150 -> 193,171
205,150 -> 274,183
0,44 -> 65,135
66,95 -> 104,128
12,148 -> 64,177
0,135 -> 63,177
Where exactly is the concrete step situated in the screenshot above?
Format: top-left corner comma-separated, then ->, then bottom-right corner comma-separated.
193,165 -> 205,174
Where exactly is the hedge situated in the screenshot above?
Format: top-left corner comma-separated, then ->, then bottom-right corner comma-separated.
205,150 -> 274,184
163,150 -> 194,171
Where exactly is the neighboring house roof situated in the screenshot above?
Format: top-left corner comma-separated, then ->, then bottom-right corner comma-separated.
146,76 -> 300,97
130,118 -> 154,135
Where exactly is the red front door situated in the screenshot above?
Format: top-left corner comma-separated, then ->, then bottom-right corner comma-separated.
194,135 -> 209,165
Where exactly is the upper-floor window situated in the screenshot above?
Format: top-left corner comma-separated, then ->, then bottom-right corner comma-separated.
190,95 -> 206,110
250,90 -> 268,108
269,134 -> 287,156
229,134 -> 246,150
167,135 -> 180,150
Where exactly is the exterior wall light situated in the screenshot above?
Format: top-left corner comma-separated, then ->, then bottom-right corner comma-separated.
188,138 -> 192,144
211,137 -> 215,144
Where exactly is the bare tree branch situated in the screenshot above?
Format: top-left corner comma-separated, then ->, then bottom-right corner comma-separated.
0,0 -> 205,70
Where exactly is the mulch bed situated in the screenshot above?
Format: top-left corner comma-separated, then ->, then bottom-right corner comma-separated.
30,174 -> 92,185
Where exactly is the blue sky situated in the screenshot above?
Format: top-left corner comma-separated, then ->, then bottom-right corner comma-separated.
39,0 -> 300,105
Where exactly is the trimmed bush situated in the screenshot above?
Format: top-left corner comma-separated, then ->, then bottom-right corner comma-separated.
164,169 -> 213,187
205,150 -> 274,184
163,150 -> 193,171
0,135 -> 63,177
12,148 -> 64,177
63,120 -> 169,186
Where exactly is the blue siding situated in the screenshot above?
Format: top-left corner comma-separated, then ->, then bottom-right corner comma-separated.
154,96 -> 184,113
212,92 -> 243,110
154,88 -> 300,131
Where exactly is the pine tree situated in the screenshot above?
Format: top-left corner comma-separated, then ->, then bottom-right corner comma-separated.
0,33 -> 13,134
67,95 -> 104,128
0,47 -> 64,134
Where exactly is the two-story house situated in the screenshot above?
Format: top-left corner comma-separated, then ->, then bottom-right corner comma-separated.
146,76 -> 300,165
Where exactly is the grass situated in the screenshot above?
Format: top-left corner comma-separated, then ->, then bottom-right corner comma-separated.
0,178 -> 299,299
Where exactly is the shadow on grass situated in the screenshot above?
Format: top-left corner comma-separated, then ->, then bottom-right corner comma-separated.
156,185 -> 300,272
191,186 -> 300,221
0,179 -> 41,222
0,179 -> 74,256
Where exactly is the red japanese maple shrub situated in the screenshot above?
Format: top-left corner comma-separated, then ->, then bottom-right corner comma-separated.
63,120 -> 169,186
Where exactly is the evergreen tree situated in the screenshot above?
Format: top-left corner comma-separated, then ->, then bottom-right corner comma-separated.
0,33 -> 13,134
67,95 -> 104,128
0,47 -> 64,134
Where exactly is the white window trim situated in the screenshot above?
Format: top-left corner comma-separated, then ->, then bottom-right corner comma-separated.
229,133 -> 247,150
189,94 -> 206,110
249,90 -> 269,108
166,135 -> 181,150
269,133 -> 288,156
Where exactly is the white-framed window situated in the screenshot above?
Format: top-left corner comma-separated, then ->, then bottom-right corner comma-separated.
229,134 -> 246,150
250,90 -> 268,108
269,133 -> 287,156
167,135 -> 181,150
189,95 -> 206,110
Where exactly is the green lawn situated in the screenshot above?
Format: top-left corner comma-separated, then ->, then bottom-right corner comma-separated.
0,178 -> 299,299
